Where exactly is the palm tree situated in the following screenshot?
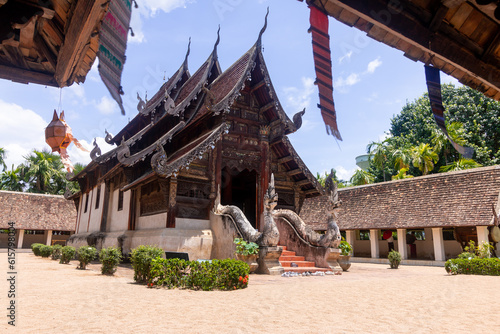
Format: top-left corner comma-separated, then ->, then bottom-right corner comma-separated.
391,167 -> 414,180
350,169 -> 375,186
411,143 -> 439,175
0,164 -> 24,191
0,147 -> 7,171
367,139 -> 389,181
392,145 -> 412,170
21,149 -> 65,194
431,122 -> 468,164
439,158 -> 482,172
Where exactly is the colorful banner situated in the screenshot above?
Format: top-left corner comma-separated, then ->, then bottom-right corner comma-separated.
309,5 -> 342,141
424,65 -> 474,159
98,0 -> 132,115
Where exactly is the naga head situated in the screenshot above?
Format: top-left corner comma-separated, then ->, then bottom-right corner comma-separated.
264,173 -> 278,212
324,171 -> 342,217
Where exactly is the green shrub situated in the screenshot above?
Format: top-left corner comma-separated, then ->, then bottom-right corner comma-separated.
149,258 -> 250,291
445,258 -> 500,276
51,244 -> 63,260
130,245 -> 163,282
76,246 -> 97,269
60,246 -> 76,264
234,238 -> 259,255
31,243 -> 43,256
339,240 -> 353,256
99,246 -> 123,275
388,250 -> 402,269
39,245 -> 53,258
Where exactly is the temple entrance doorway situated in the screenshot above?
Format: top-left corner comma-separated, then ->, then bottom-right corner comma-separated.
221,168 -> 258,229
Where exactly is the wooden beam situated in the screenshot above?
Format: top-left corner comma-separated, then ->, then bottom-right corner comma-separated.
0,64 -> 57,86
34,34 -> 57,71
250,80 -> 266,92
286,169 -> 303,177
278,155 -> 294,164
305,189 -> 320,195
327,0 -> 500,97
259,101 -> 277,112
428,5 -> 448,32
296,179 -> 311,187
54,0 -> 107,87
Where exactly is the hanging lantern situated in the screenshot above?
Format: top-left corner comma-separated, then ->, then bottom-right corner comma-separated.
45,110 -> 88,173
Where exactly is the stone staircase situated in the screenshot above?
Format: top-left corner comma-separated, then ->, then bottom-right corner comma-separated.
279,246 -> 332,273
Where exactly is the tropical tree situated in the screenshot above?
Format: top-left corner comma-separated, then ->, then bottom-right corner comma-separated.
411,143 -> 439,175
0,147 -> 7,171
350,169 -> 375,186
21,149 -> 66,194
391,167 -> 414,180
439,158 -> 482,173
367,139 -> 390,182
0,164 -> 24,191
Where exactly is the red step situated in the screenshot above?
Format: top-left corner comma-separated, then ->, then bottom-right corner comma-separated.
278,246 -> 332,273
281,261 -> 316,267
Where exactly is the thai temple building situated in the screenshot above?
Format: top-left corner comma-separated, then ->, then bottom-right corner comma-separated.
66,20 -> 331,265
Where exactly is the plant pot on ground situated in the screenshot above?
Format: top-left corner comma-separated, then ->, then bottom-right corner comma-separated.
338,240 -> 353,271
234,238 -> 259,273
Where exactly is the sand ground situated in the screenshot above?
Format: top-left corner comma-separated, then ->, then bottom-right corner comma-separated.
1,253 -> 499,333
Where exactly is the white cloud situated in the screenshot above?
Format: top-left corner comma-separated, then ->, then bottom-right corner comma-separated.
334,73 -> 360,88
366,57 -> 382,74
338,50 -> 353,64
334,166 -> 357,182
0,100 -> 47,168
96,96 -> 119,115
283,77 -> 315,111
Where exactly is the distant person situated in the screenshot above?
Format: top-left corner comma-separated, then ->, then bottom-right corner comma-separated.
387,234 -> 394,252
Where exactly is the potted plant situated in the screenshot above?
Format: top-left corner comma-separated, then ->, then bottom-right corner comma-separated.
388,250 -> 402,269
234,238 -> 259,273
338,240 -> 352,271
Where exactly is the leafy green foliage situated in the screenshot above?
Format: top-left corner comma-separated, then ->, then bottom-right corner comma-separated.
445,258 -> 500,276
51,244 -> 63,260
388,250 -> 402,269
233,238 -> 259,255
99,246 -> 123,275
149,258 -> 250,291
338,240 -> 352,256
39,245 -> 53,258
60,246 -> 76,264
130,245 -> 164,282
31,243 -> 43,256
349,169 -> 375,186
76,246 -> 97,269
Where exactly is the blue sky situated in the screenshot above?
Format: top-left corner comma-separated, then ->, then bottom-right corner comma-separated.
0,0 -> 459,180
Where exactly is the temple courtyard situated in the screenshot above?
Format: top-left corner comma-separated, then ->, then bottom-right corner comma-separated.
1,253 -> 498,333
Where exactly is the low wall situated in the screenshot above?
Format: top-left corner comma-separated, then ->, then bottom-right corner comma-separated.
209,212 -> 239,260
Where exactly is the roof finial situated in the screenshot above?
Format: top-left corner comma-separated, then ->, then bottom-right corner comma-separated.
184,37 -> 191,66
213,25 -> 220,56
257,7 -> 269,49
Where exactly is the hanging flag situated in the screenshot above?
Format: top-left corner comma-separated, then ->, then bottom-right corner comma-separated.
424,65 -> 474,159
308,5 -> 342,140
98,0 -> 133,115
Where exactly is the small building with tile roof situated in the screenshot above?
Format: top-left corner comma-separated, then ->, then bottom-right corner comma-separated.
66,18 -> 322,260
300,165 -> 500,261
0,190 -> 77,248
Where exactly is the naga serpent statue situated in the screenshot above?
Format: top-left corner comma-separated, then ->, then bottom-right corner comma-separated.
214,174 -> 280,247
273,171 -> 341,248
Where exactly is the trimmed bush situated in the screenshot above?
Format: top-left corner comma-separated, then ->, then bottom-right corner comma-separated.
76,246 -> 97,269
31,243 -> 43,256
445,258 -> 500,276
51,244 -> 63,260
130,245 -> 163,283
39,245 -> 53,258
99,246 -> 123,275
388,250 -> 402,269
60,246 -> 76,264
149,258 -> 250,291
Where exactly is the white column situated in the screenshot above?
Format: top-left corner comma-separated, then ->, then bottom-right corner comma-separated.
45,230 -> 53,246
346,230 -> 355,255
432,227 -> 446,261
397,229 -> 407,260
369,229 -> 380,258
476,226 -> 489,246
16,229 -> 25,249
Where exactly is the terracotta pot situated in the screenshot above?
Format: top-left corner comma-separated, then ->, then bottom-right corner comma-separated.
338,255 -> 351,272
236,254 -> 259,273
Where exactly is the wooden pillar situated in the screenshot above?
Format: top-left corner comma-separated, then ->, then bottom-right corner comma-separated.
397,229 -> 407,260
432,227 -> 446,261
258,125 -> 271,231
100,180 -> 111,232
370,229 -> 380,258
45,230 -> 53,246
167,176 -> 177,228
16,229 -> 25,249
